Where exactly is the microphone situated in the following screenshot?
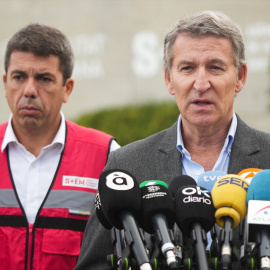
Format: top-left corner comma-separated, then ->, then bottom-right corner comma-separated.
211,174 -> 249,270
95,191 -> 113,229
98,169 -> 152,270
168,175 -> 196,265
139,180 -> 178,269
174,184 -> 215,270
169,175 -> 197,197
197,171 -> 226,254
246,169 -> 270,270
95,192 -> 128,268
197,171 -> 226,192
237,168 -> 261,263
238,168 -> 262,184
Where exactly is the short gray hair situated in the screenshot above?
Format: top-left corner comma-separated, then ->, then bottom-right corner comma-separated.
163,11 -> 245,73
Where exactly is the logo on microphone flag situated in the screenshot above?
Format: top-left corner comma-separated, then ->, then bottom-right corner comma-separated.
105,171 -> 135,190
247,200 -> 270,225
238,168 -> 262,184
247,200 -> 270,242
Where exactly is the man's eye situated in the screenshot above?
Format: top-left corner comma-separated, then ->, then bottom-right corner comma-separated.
182,66 -> 193,71
210,66 -> 221,70
13,75 -> 23,81
39,76 -> 52,82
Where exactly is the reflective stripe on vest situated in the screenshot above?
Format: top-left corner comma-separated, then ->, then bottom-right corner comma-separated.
0,189 -> 20,207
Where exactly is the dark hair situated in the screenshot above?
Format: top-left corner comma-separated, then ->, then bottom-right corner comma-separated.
4,23 -> 74,84
164,11 -> 245,74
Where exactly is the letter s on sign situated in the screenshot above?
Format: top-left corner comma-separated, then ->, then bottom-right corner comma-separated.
131,31 -> 161,77
217,178 -> 229,187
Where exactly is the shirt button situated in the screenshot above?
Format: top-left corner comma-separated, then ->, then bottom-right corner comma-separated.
196,172 -> 201,176
182,149 -> 186,154
32,163 -> 36,168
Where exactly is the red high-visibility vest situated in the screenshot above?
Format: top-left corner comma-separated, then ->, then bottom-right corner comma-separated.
0,120 -> 113,270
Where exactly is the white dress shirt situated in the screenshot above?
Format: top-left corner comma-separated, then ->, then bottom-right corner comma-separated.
1,112 -> 120,224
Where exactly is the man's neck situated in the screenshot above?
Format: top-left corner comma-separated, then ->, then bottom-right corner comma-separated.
13,122 -> 61,157
181,119 -> 232,171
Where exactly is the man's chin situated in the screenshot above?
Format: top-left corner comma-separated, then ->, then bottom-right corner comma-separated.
190,115 -> 215,128
21,117 -> 41,130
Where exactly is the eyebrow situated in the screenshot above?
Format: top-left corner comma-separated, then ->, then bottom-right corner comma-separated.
10,70 -> 27,76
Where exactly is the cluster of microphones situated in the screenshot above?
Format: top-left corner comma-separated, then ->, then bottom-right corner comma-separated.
94,168 -> 270,270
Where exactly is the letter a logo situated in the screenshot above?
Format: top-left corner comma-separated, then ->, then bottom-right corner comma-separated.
106,171 -> 134,190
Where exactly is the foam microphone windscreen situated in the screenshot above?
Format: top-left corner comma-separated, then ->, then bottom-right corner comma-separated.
94,191 -> 112,229
139,180 -> 174,234
238,168 -> 262,184
174,185 -> 215,236
211,174 -> 249,228
246,169 -> 270,202
98,169 -> 141,230
169,175 -> 197,197
197,171 -> 226,192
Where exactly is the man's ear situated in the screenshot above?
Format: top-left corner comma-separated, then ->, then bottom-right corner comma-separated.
235,64 -> 247,94
3,74 -> 7,98
164,70 -> 175,95
63,78 -> 74,103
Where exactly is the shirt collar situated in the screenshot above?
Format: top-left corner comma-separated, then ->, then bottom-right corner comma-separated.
176,112 -> 237,154
1,111 -> 66,153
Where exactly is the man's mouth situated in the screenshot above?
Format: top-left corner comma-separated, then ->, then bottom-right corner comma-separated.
194,101 -> 210,105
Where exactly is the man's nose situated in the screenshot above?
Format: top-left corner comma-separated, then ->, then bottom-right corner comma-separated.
193,68 -> 211,92
23,78 -> 37,98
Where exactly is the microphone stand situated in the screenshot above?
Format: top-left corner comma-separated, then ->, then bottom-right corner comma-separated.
152,213 -> 178,269
220,217 -> 233,270
190,222 -> 209,270
120,211 -> 152,270
259,228 -> 270,270
109,227 -> 126,268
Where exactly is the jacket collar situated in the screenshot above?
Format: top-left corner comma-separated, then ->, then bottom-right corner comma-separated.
156,115 -> 262,176
228,115 -> 261,173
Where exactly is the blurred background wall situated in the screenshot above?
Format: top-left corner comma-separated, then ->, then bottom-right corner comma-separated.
0,0 -> 269,132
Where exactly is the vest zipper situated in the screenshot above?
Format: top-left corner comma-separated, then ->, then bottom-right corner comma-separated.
27,224 -> 33,270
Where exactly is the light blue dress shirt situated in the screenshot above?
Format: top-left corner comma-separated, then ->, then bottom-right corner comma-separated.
176,113 -> 238,249
176,113 -> 237,182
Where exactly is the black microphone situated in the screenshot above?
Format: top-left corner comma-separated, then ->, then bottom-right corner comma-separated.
169,175 -> 197,197
98,169 -> 152,270
139,180 -> 178,269
95,191 -> 113,229
95,191 -> 124,268
168,175 -> 197,264
174,184 -> 215,270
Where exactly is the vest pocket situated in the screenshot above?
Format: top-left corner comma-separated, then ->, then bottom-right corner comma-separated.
41,229 -> 82,270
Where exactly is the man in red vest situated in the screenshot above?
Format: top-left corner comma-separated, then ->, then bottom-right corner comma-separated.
0,23 -> 119,270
